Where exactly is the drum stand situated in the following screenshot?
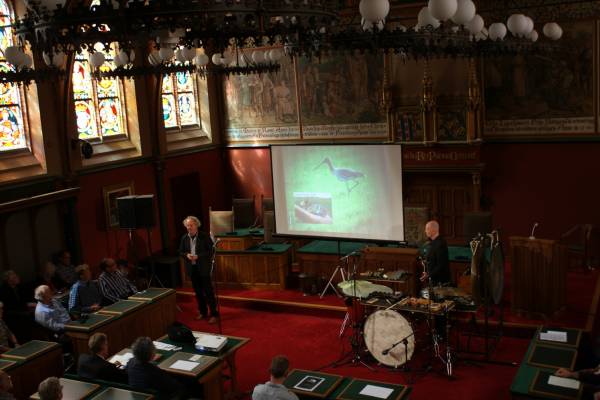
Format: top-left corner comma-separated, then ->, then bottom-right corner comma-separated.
319,258 -> 374,372
320,248 -> 356,299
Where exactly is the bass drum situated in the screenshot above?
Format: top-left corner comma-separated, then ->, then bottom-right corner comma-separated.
363,310 -> 415,368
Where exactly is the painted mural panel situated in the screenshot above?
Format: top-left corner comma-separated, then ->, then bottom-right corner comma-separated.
297,53 -> 387,139
484,20 -> 595,138
223,48 -> 301,142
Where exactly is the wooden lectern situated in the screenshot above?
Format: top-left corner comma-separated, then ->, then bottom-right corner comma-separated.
509,236 -> 568,316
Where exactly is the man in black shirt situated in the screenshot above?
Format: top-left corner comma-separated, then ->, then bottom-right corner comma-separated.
179,216 -> 219,324
420,220 -> 450,286
78,333 -> 128,383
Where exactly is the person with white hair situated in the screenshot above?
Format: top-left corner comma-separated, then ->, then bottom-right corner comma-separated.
179,216 -> 219,323
34,285 -> 71,333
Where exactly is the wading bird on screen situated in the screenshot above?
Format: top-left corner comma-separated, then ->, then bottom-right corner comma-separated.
314,157 -> 365,193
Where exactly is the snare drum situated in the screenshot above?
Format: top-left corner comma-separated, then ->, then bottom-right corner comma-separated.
363,310 -> 415,368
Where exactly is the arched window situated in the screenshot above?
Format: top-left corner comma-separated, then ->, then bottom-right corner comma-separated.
72,47 -> 127,140
162,71 -> 199,129
0,0 -> 28,152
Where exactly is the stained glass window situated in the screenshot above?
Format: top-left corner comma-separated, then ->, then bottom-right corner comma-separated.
73,45 -> 127,141
0,0 -> 27,152
162,71 -> 199,129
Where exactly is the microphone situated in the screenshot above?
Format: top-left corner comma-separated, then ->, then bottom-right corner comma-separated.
529,222 -> 539,240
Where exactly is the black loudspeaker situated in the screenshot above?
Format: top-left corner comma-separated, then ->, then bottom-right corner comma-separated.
463,211 -> 493,239
117,195 -> 155,229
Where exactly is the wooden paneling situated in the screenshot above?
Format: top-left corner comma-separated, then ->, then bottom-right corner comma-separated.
8,346 -> 63,400
215,251 -> 290,290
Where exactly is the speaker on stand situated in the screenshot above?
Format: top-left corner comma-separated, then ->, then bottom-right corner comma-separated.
117,195 -> 164,288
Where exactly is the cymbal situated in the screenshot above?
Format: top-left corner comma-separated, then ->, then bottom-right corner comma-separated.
337,280 -> 393,298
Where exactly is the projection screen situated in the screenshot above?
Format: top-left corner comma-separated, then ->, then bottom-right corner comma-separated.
270,144 -> 404,242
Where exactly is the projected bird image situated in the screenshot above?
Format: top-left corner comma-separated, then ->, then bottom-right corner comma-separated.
313,157 -> 365,193
293,193 -> 333,224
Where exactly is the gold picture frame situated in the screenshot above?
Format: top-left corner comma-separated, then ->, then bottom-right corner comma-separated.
102,182 -> 134,229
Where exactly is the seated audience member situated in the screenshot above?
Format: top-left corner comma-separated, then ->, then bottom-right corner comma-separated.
68,265 -> 102,313
0,370 -> 15,400
34,262 -> 58,293
0,303 -> 18,352
53,250 -> 77,289
98,258 -> 137,304
252,355 -> 299,400
127,337 -> 183,399
0,270 -> 34,341
78,333 -> 127,383
37,377 -> 62,400
34,285 -> 71,333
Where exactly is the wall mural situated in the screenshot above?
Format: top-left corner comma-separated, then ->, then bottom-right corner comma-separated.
223,50 -> 387,143
483,20 -> 595,138
223,48 -> 300,142
297,53 -> 387,139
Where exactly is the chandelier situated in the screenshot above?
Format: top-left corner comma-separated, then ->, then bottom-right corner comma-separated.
0,0 -> 568,83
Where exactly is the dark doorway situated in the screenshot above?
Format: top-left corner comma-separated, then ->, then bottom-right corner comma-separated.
170,172 -> 203,250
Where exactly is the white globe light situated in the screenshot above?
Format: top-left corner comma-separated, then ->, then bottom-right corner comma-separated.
543,22 -> 563,40
4,46 -> 21,66
182,47 -> 196,61
451,0 -> 475,25
148,50 -> 161,66
524,16 -> 534,36
507,14 -> 527,37
193,53 -> 209,66
222,51 -> 234,65
158,47 -> 174,62
211,53 -> 222,65
252,50 -> 265,64
117,50 -> 129,64
174,48 -> 186,63
21,53 -> 33,70
475,27 -> 488,41
362,19 -> 374,31
488,22 -> 507,41
113,54 -> 125,67
417,7 -> 440,29
466,14 -> 484,34
359,0 -> 390,23
529,29 -> 538,42
427,0 -> 457,22
89,52 -> 105,68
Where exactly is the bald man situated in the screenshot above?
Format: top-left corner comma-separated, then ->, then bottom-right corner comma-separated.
420,221 -> 450,285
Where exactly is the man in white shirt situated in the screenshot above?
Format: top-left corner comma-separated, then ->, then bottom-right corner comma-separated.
252,355 -> 298,400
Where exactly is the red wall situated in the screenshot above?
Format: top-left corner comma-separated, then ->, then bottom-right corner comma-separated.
77,163 -> 160,269
76,148 -> 228,268
482,143 -> 600,241
225,144 -> 600,242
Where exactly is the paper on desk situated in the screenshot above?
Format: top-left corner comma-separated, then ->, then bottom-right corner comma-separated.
189,355 -> 202,361
548,375 -> 580,390
110,353 -> 134,366
358,385 -> 394,399
153,341 -> 178,351
170,360 -> 199,371
540,331 -> 568,343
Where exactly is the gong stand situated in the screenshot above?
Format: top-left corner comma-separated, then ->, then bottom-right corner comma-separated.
457,232 -> 511,366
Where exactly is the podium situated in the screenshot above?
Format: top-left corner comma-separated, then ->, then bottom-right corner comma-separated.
509,236 -> 567,316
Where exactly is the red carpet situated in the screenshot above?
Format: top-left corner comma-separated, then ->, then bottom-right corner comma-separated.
176,294 -> 529,400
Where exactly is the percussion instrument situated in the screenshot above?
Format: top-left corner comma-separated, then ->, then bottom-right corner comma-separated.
337,280 -> 393,298
363,310 -> 415,367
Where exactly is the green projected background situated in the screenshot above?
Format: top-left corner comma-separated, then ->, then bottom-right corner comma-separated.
283,146 -> 389,234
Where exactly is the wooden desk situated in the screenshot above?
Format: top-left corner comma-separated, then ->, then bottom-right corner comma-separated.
65,289 -> 176,358
215,244 -> 292,290
30,378 -> 100,399
89,387 -> 154,400
157,331 -> 250,399
297,241 -> 367,283
1,340 -> 63,400
216,229 -> 264,251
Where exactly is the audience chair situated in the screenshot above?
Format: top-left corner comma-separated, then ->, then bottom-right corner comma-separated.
232,197 -> 256,229
209,207 -> 235,236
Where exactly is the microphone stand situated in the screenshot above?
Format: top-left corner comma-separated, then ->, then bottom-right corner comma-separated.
381,330 -> 416,371
210,239 -> 223,335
